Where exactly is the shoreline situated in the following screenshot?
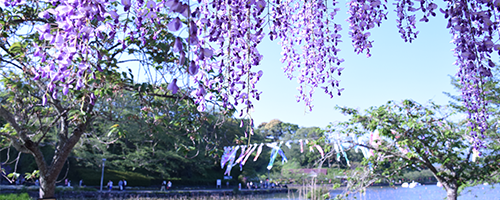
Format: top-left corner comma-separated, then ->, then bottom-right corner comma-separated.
0,186 -> 290,199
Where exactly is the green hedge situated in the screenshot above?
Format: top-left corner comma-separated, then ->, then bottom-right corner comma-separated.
170,178 -> 221,187
0,193 -> 31,200
73,167 -> 224,187
76,168 -> 154,186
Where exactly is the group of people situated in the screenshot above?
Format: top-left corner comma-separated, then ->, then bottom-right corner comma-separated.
160,180 -> 172,191
107,179 -> 127,191
246,179 -> 286,189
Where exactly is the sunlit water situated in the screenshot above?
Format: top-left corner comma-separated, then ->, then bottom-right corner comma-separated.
331,184 -> 500,200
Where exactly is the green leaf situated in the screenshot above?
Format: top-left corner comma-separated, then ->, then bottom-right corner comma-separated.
8,42 -> 23,55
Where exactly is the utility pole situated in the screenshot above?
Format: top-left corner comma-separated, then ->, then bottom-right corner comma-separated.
100,158 -> 106,191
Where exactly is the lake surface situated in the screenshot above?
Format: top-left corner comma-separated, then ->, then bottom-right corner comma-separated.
250,184 -> 500,200
333,184 -> 499,200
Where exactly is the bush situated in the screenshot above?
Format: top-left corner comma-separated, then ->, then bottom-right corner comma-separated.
74,187 -> 98,192
169,178 -> 219,187
399,169 -> 435,183
306,187 -> 330,200
0,193 -> 31,200
75,168 -> 154,186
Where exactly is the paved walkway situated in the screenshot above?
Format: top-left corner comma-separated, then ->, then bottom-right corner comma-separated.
1,185 -> 289,199
0,184 -> 289,193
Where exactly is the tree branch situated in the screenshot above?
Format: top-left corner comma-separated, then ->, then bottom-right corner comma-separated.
36,109 -> 68,145
0,106 -> 22,133
0,43 -> 28,70
0,57 -> 24,71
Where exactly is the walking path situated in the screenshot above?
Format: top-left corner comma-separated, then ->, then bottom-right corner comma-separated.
0,185 -> 290,199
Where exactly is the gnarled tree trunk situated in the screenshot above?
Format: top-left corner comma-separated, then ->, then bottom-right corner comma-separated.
23,127 -> 86,198
39,175 -> 57,199
442,180 -> 458,200
0,103 -> 93,199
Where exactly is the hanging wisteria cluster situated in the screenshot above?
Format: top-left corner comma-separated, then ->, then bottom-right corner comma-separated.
195,0 -> 266,113
2,0 -> 500,149
270,0 -> 345,111
346,0 -> 388,56
442,0 -> 499,149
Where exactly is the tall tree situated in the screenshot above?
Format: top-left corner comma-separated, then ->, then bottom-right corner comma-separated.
257,119 -> 299,141
0,3 -> 210,198
331,100 -> 500,200
71,91 -> 241,183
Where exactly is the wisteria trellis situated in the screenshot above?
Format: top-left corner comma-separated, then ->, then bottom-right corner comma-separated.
2,0 -> 499,149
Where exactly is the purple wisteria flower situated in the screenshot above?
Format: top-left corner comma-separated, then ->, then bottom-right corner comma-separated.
167,79 -> 179,94
122,0 -> 131,11
188,61 -> 198,75
168,17 -> 182,32
173,37 -> 183,52
179,51 -> 186,66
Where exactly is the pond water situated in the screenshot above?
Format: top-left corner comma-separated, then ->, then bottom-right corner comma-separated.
250,184 -> 500,200
331,184 -> 500,200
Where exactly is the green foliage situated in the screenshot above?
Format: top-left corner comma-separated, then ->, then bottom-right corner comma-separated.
399,169 -> 434,182
0,193 -> 31,200
24,170 -> 39,181
75,168 -> 154,186
333,100 -> 500,200
257,119 -> 299,141
67,91 -> 270,186
73,187 -> 98,192
7,172 -> 20,179
232,187 -> 241,194
306,187 -> 330,200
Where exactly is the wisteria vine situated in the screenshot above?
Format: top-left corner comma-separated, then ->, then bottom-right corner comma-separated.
2,0 -> 500,149
442,0 -> 499,149
270,0 -> 344,111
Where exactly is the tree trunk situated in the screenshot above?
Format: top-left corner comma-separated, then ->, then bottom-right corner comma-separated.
39,174 -> 57,199
446,187 -> 457,200
443,182 -> 458,200
35,130 -> 84,199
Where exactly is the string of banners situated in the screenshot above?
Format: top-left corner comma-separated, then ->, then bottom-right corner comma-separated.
222,128 -> 464,175
220,139 -> 351,176
219,131 -> 395,175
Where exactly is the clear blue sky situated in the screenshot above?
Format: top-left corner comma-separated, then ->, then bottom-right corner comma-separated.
248,8 -> 459,128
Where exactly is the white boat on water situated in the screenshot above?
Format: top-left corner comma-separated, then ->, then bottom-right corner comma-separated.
401,182 -> 409,188
409,181 -> 418,188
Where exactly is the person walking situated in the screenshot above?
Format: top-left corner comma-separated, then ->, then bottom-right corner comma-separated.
123,179 -> 127,190
107,180 -> 113,191
118,179 -> 123,191
160,180 -> 166,191
167,181 -> 172,190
